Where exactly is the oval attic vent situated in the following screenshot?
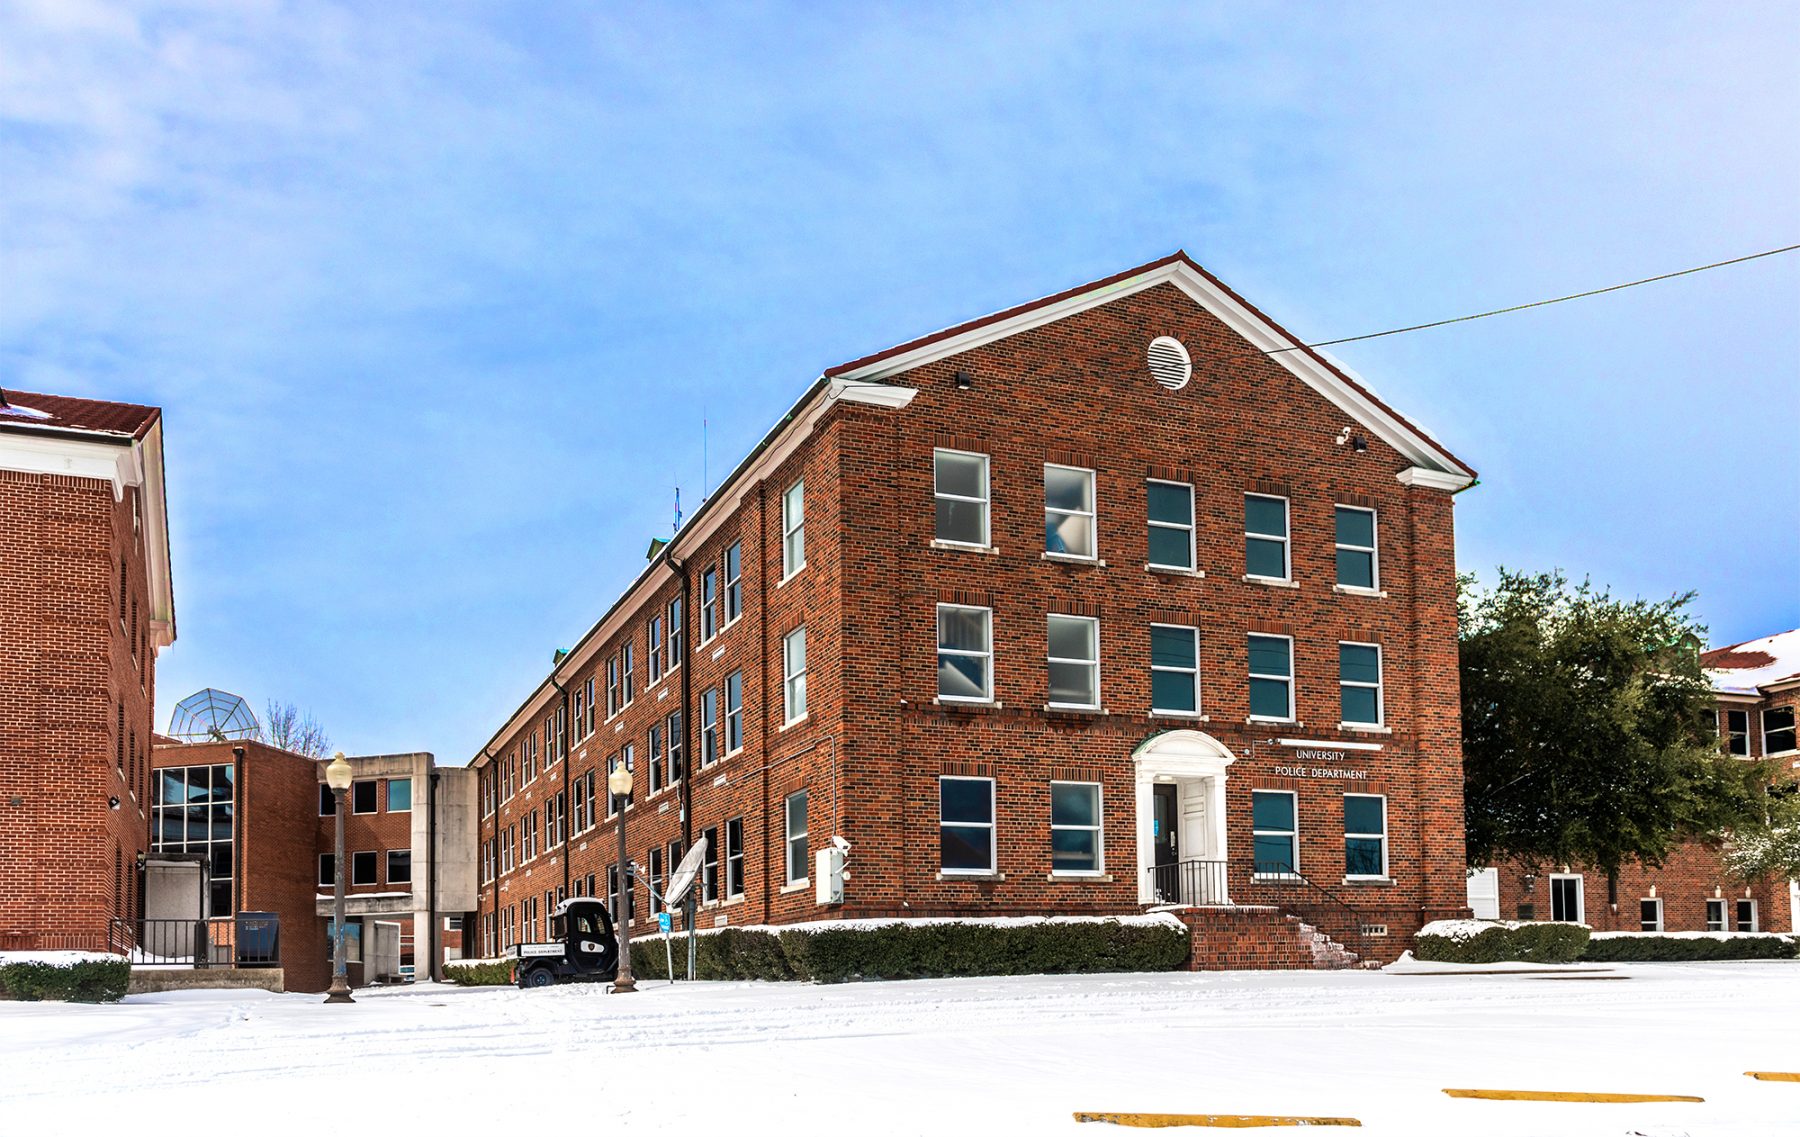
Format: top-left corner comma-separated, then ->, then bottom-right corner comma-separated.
1147,336 -> 1192,391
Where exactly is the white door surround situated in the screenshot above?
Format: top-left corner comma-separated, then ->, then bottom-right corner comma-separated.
1133,730 -> 1237,904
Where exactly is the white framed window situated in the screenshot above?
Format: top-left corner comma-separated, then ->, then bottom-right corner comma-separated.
726,818 -> 746,898
1639,898 -> 1663,932
352,780 -> 378,814
606,657 -> 620,717
783,626 -> 808,724
725,670 -> 744,753
666,711 -> 684,785
1245,493 -> 1290,580
1046,614 -> 1099,709
1764,706 -> 1796,755
1549,874 -> 1584,923
572,683 -> 587,741
724,541 -> 743,624
1044,464 -> 1096,558
1726,709 -> 1750,756
1049,781 -> 1102,874
1339,642 -> 1384,726
386,778 -> 412,813
701,567 -> 719,642
1736,898 -> 1759,932
936,603 -> 993,702
648,616 -> 664,684
351,850 -> 378,886
1146,479 -> 1194,570
1150,624 -> 1200,715
582,676 -> 597,736
1248,634 -> 1295,722
701,825 -> 719,903
647,724 -> 664,794
940,776 -> 995,874
318,854 -> 335,887
667,598 -> 683,669
701,688 -> 719,766
934,449 -> 990,547
622,642 -> 635,707
784,789 -> 809,884
1252,790 -> 1297,875
1705,898 -> 1727,931
1343,794 -> 1387,879
1334,506 -> 1378,590
782,480 -> 806,578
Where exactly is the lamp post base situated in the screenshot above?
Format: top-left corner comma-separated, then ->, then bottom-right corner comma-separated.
324,976 -> 355,1004
609,974 -> 638,994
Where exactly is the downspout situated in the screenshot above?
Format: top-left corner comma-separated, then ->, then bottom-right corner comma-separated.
670,555 -> 695,953
232,746 -> 246,917
480,746 -> 495,955
551,674 -> 571,902
428,766 -> 440,981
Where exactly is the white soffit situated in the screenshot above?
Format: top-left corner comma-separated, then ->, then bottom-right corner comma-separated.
833,260 -> 1472,487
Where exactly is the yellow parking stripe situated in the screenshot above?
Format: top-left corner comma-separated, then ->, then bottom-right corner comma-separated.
1746,1071 -> 1800,1082
1073,1113 -> 1361,1128
1442,1088 -> 1702,1104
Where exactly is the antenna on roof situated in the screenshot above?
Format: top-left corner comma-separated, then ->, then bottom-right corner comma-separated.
701,412 -> 709,503
673,485 -> 683,534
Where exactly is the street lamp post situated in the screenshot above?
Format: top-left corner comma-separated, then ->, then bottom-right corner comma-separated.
324,752 -> 355,1004
608,762 -> 637,994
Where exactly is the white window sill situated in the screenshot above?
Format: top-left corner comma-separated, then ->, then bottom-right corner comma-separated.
1333,584 -> 1388,598
1045,704 -> 1105,715
937,871 -> 1005,882
1151,710 -> 1208,721
1047,872 -> 1112,882
1247,717 -> 1300,726
1242,574 -> 1299,589
780,714 -> 809,732
779,879 -> 811,895
1343,876 -> 1395,886
931,540 -> 999,555
1251,872 -> 1300,882
711,646 -> 726,661
1146,564 -> 1203,577
776,568 -> 804,589
934,698 -> 1001,708
1765,747 -> 1799,758
1043,552 -> 1104,566
1340,723 -> 1392,734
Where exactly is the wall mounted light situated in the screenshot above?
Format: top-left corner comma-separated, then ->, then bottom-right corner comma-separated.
108,796 -> 121,811
953,370 -> 973,390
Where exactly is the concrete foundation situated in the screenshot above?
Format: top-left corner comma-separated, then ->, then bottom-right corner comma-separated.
127,968 -> 285,995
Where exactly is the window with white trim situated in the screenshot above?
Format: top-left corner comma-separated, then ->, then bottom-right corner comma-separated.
724,541 -> 742,623
1248,634 -> 1294,721
1146,480 -> 1194,570
1639,898 -> 1663,932
351,850 -> 378,886
648,616 -> 664,684
572,682 -> 587,741
1049,781 -> 1102,874
701,825 -> 719,903
666,711 -> 684,784
647,723 -> 664,794
1044,464 -> 1096,558
1736,898 -> 1759,932
701,688 -> 720,766
1764,706 -> 1796,755
1150,624 -> 1200,715
1705,898 -> 1727,931
1339,642 -> 1384,726
1046,614 -> 1099,709
701,567 -> 719,642
940,776 -> 995,874
1343,794 -> 1387,878
1549,874 -> 1583,923
1726,709 -> 1750,756
622,642 -> 635,706
782,480 -> 806,578
936,604 -> 993,702
784,790 -> 809,884
1334,506 -> 1378,590
667,598 -> 683,670
726,817 -> 746,897
934,449 -> 990,546
783,626 -> 808,724
606,657 -> 620,717
1245,493 -> 1290,580
725,671 -> 743,753
1252,790 -> 1297,875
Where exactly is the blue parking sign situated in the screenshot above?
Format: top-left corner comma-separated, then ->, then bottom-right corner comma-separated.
658,911 -> 672,934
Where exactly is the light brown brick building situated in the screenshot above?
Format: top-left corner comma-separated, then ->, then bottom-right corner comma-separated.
1472,629 -> 1800,933
0,389 -> 173,950
470,252 -> 1477,965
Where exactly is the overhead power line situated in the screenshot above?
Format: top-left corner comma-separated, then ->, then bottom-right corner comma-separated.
1262,242 -> 1800,358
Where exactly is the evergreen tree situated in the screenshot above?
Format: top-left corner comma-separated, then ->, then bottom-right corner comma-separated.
1459,570 -> 1765,892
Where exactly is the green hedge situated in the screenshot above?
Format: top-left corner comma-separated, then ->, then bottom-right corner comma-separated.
0,958 -> 130,1003
627,919 -> 1190,984
1581,934 -> 1798,962
444,959 -> 515,986
1414,921 -> 1591,965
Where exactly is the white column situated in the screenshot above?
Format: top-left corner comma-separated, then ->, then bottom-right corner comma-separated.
1134,770 -> 1156,904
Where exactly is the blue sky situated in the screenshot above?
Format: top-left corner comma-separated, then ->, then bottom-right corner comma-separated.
3,2 -> 1795,762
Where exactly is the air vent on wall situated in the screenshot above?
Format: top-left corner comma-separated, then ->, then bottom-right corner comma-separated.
1147,336 -> 1192,391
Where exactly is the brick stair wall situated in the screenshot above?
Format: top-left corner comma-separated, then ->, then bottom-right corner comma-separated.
1173,906 -> 1364,971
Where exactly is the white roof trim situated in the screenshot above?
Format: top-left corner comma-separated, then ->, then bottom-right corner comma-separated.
833,259 -> 1471,481
1397,467 -> 1472,492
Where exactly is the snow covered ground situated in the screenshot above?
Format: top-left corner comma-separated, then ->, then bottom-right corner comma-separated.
5,963 -> 1798,1135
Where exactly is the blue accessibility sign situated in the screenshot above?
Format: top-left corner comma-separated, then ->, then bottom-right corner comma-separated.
658,911 -> 672,934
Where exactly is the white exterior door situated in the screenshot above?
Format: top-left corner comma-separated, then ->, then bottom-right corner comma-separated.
1466,867 -> 1500,920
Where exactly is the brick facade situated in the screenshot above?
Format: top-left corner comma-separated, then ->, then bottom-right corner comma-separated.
470,254 -> 1475,967
0,393 -> 172,951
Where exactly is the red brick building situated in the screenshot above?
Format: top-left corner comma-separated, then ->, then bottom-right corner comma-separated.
147,739 -> 477,991
1471,629 -> 1800,933
469,252 -> 1476,965
0,389 -> 173,950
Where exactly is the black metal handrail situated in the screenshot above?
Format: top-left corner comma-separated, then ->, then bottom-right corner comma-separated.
1250,861 -> 1368,961
1146,859 -> 1231,906
109,915 -> 280,969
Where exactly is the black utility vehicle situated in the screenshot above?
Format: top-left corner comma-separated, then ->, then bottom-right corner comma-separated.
513,897 -> 620,988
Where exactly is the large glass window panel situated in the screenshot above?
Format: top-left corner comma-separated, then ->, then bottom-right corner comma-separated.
387,778 -> 412,813
1339,643 -> 1383,725
1049,781 -> 1101,873
1044,465 -> 1096,557
1252,790 -> 1297,874
1046,615 -> 1099,707
1335,507 -> 1377,589
1150,624 -> 1199,713
1248,635 -> 1294,720
936,605 -> 992,701
934,450 -> 990,546
1245,494 -> 1289,579
782,480 -> 806,576
940,777 -> 995,873
1146,481 -> 1194,569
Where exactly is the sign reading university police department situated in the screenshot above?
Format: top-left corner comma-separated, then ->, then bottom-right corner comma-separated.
1271,743 -> 1372,781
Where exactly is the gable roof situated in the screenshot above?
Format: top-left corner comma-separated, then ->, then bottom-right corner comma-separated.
0,388 -> 161,441
1705,629 -> 1800,696
825,250 -> 1476,483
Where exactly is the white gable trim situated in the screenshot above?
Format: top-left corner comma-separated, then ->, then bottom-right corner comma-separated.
833,260 -> 1472,485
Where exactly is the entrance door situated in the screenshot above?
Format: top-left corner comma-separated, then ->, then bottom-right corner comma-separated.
1466,868 -> 1500,920
1151,784 -> 1179,901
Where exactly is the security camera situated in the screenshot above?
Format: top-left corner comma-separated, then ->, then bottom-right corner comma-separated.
108,796 -> 121,811
830,836 -> 851,854
1335,426 -> 1352,446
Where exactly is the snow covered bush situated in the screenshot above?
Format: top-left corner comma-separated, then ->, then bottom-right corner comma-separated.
1581,931 -> 1798,962
1413,919 -> 1589,964
0,953 -> 130,1003
444,958 -> 514,986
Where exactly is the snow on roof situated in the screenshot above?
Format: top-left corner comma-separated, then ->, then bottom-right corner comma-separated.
1704,628 -> 1800,695
0,388 -> 161,438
